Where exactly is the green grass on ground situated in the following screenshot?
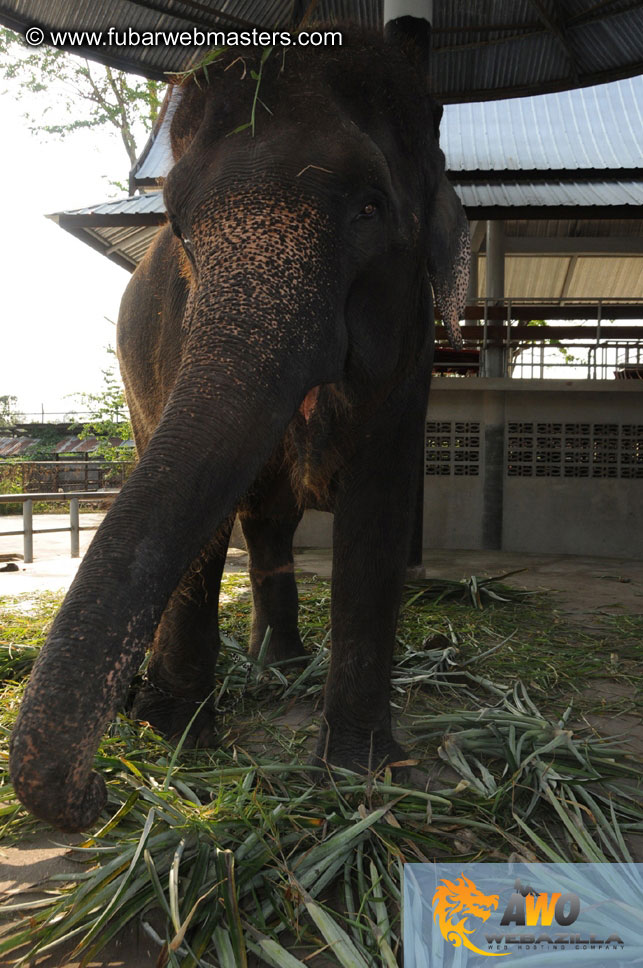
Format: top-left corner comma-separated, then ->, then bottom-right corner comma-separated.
0,576 -> 641,966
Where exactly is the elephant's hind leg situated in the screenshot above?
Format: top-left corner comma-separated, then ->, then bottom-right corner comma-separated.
131,519 -> 233,747
240,500 -> 307,665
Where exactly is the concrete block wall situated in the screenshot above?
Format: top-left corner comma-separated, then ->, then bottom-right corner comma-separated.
424,379 -> 643,558
293,379 -> 643,559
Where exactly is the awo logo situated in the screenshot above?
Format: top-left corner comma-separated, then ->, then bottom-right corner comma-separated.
486,877 -> 624,951
432,874 -> 625,957
432,874 -> 507,957
432,875 -> 583,957
498,877 -> 581,926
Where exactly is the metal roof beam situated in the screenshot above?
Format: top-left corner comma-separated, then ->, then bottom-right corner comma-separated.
560,256 -> 579,299
501,237 -> 643,255
464,205 -> 643,220
528,0 -> 580,85
470,220 -> 487,253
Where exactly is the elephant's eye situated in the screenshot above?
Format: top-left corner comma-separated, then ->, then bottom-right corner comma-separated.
170,216 -> 195,259
357,202 -> 378,219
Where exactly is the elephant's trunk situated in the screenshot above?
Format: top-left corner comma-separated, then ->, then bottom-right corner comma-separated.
10,203 -> 343,831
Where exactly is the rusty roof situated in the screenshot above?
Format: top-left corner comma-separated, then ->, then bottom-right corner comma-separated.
0,438 -> 39,457
0,436 -> 133,456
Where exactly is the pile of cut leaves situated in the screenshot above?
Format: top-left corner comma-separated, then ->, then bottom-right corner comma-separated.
0,575 -> 641,967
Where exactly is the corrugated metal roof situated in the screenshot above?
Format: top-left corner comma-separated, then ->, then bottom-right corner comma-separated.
0,436 -> 133,456
131,74 -> 643,185
505,218 -> 643,239
65,194 -> 167,218
1,1 -> 642,101
47,202 -> 165,271
456,180 -> 643,208
442,76 -> 643,172
477,255 -> 643,301
132,86 -> 180,185
0,438 -> 39,457
52,177 -> 643,234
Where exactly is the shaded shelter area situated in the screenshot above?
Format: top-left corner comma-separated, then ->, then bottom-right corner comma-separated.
50,74 -> 643,308
46,72 -> 643,558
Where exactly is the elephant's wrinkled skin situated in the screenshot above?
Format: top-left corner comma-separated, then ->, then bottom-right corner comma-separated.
10,22 -> 469,832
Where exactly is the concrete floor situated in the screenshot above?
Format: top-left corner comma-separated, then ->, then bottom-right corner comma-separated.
1,513 -> 641,966
3,511 -> 643,614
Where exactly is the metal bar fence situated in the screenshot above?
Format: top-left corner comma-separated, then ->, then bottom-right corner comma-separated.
0,491 -> 118,563
0,461 -> 134,493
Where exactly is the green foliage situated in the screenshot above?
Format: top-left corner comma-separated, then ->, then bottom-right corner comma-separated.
0,465 -> 23,515
0,395 -> 24,429
0,581 -> 640,964
522,318 -> 579,366
70,347 -> 135,461
177,44 -> 274,137
0,27 -> 165,175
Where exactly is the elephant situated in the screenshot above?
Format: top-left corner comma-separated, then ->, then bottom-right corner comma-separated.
10,18 -> 469,832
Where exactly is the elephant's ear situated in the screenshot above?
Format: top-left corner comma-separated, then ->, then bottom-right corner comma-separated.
168,81 -> 207,162
427,177 -> 470,351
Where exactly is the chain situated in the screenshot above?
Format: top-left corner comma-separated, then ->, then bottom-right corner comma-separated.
216,660 -> 253,715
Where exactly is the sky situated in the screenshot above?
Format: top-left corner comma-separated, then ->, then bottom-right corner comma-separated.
0,85 -> 143,419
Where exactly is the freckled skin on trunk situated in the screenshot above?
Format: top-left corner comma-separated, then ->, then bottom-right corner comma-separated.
9,28 -> 470,832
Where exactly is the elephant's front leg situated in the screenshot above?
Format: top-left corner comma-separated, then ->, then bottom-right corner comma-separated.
317,402 -> 426,773
131,519 -> 232,746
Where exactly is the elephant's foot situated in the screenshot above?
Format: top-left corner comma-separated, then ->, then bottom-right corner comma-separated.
249,628 -> 308,666
311,719 -> 409,781
131,679 -> 217,749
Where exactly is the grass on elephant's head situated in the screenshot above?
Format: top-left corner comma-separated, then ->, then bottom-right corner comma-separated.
0,578 -> 641,966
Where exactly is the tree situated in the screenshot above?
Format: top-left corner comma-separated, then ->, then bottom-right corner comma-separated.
0,28 -> 165,183
0,394 -> 25,428
69,347 -> 135,460
508,319 -> 579,377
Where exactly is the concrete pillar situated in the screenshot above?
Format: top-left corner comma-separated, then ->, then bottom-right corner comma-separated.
385,0 -> 433,566
70,497 -> 80,558
481,392 -> 505,550
481,223 -> 506,549
467,249 -> 478,304
23,499 -> 33,564
485,220 -> 506,378
486,220 -> 505,301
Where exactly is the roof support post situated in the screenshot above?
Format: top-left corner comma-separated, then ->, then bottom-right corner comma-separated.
482,221 -> 506,551
467,246 -> 479,305
385,1 -> 432,571
485,219 -> 506,378
384,0 -> 433,23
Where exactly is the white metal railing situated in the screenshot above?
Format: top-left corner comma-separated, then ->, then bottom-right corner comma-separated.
508,341 -> 643,380
0,491 -> 118,563
461,298 -> 643,380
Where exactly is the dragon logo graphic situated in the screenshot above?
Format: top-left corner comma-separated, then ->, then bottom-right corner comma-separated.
432,874 -> 507,957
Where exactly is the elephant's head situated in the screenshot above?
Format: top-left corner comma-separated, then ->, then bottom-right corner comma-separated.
10,24 -> 469,831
